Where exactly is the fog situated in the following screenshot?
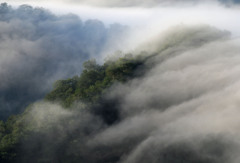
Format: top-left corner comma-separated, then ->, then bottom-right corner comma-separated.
14,25 -> 240,163
1,1 -> 240,162
0,3 -> 128,120
6,0 -> 240,7
89,26 -> 240,163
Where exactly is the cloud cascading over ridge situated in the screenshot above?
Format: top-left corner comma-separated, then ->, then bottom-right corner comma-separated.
1,0 -> 240,162
13,25 -> 240,163
86,26 -> 240,163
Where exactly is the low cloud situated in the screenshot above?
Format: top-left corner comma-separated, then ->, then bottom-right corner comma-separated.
14,25 -> 240,163
8,0 -> 240,7
88,26 -> 240,163
2,1 -> 240,162
68,0 -> 240,7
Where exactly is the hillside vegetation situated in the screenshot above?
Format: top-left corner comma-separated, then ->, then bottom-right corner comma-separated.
45,54 -> 145,107
0,52 -> 148,163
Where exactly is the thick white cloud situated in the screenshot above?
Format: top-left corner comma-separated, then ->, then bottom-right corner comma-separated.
19,26 -> 240,163
88,26 -> 240,163
6,0 -> 239,7
6,0 -> 240,39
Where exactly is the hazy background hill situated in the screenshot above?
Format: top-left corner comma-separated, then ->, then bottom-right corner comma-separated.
0,3 -> 128,120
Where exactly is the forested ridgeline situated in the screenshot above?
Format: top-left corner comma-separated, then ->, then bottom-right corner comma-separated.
0,52 -> 149,163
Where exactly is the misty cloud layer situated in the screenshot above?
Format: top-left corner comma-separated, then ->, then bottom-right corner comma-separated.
0,3 -> 128,120
1,1 -> 240,162
9,0 -> 240,7
66,0 -> 237,7
16,25 -> 240,163
90,26 -> 240,163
